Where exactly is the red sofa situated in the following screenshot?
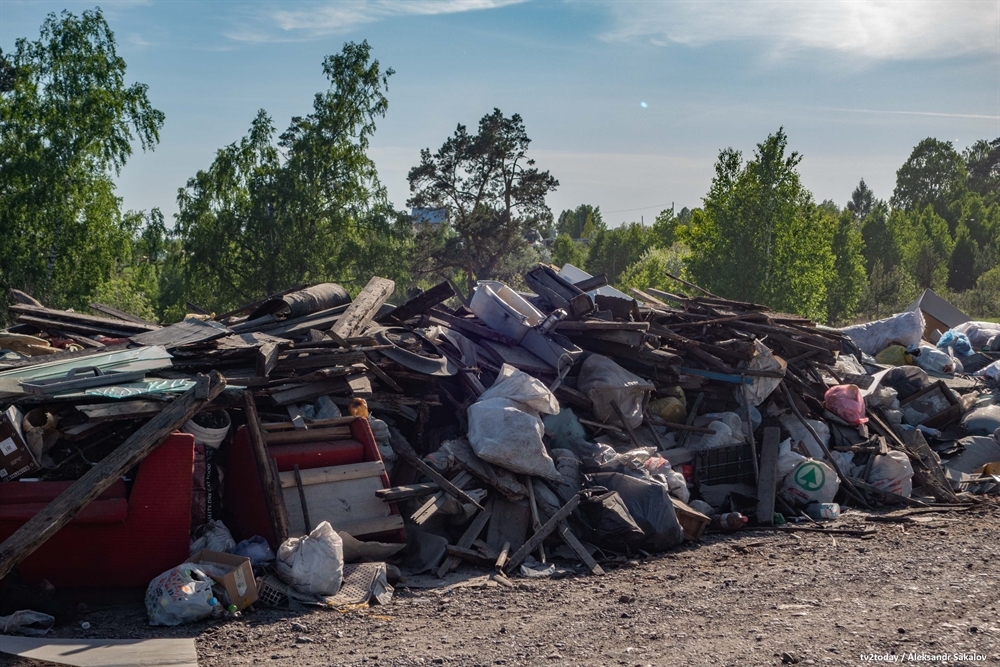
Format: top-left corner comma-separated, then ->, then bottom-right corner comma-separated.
0,433 -> 195,588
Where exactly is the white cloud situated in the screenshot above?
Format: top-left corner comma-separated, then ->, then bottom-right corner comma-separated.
600,0 -> 1000,61
229,0 -> 527,42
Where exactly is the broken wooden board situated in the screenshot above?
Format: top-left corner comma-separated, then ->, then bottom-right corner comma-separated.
76,400 -> 167,423
436,498 -> 494,577
130,319 -> 231,349
378,281 -> 455,324
756,426 -> 781,525
330,277 -> 395,340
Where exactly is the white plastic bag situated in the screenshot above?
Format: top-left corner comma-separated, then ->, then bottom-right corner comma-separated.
780,458 -> 839,506
913,345 -> 958,375
840,310 -> 925,355
867,451 -> 914,497
687,420 -> 735,450
276,521 -> 344,596
776,438 -> 804,479
0,610 -> 54,636
779,414 -> 830,460
695,412 -> 746,443
468,364 -> 561,480
736,340 -> 786,407
145,565 -> 214,626
577,354 -> 653,429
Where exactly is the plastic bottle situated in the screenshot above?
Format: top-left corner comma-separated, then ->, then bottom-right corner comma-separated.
208,597 -> 224,620
710,512 -> 748,531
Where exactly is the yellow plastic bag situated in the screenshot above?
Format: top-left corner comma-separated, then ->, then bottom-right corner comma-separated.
874,345 -> 912,366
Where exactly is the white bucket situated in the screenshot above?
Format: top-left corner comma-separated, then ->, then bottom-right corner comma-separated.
183,410 -> 231,449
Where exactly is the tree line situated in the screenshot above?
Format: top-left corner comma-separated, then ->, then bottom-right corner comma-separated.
2,9 -> 997,326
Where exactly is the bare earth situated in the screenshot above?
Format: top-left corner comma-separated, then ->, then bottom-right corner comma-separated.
3,501 -> 999,667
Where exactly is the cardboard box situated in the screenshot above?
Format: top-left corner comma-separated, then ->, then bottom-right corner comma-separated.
0,406 -> 39,482
188,549 -> 258,610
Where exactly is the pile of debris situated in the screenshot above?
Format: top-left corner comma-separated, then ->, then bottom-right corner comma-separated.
1,266 -> 998,633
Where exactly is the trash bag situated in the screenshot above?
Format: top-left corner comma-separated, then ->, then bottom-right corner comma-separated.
912,345 -> 958,374
0,610 -> 54,636
550,448 -> 583,503
824,385 -> 868,425
276,521 -> 344,596
879,366 -> 931,401
694,412 -> 746,443
780,458 -> 839,506
867,451 -> 914,498
874,345 -> 912,366
587,472 -> 684,551
779,414 -> 830,460
937,330 -> 974,358
687,420 -> 735,450
840,310 -> 924,355
577,354 -> 653,430
578,489 -> 646,548
954,320 -> 1000,350
961,405 -> 1000,436
468,364 -> 561,480
145,565 -> 215,626
644,457 -> 690,503
776,438 -> 804,479
189,519 -> 235,556
233,536 -> 276,567
736,340 -> 786,407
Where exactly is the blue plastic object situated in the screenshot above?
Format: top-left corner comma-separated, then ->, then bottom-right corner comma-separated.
937,330 -> 973,358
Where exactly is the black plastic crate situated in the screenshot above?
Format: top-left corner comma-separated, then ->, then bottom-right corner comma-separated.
694,442 -> 756,486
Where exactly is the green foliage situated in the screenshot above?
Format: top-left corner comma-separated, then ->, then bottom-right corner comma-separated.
860,202 -> 902,273
556,204 -> 604,239
408,109 -> 558,293
947,223 -> 977,291
0,9 -> 163,310
900,205 -> 954,289
586,222 -> 654,285
172,41 -> 411,313
965,138 -> 1000,203
827,210 -> 867,324
651,206 -> 682,248
847,178 -> 874,222
892,138 -> 967,230
858,260 -> 918,321
551,233 -> 586,268
617,244 -> 690,293
683,128 -> 834,321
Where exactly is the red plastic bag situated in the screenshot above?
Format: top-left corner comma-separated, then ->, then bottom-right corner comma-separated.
824,384 -> 868,425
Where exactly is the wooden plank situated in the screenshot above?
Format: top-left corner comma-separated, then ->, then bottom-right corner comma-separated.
329,277 -> 395,340
256,342 -> 280,377
427,311 -> 521,346
268,378 -> 352,405
244,391 -> 290,544
260,416 -> 358,431
494,541 -> 511,572
388,427 -> 484,510
756,427 -> 781,525
347,373 -> 373,397
526,477 -> 546,564
504,494 -> 581,573
411,472 -> 474,525
293,465 -> 312,534
556,521 -> 604,575
9,304 -> 158,332
14,314 -> 138,339
0,373 -> 226,581
264,426 -> 352,445
330,514 -> 404,538
378,281 -> 455,323
375,482 -> 441,502
445,544 -> 494,567
364,358 -> 404,393
555,321 -> 649,332
436,498 -> 494,577
130,319 -> 230,349
283,475 -> 395,537
76,400 -> 167,423
89,303 -> 160,327
278,460 -> 386,489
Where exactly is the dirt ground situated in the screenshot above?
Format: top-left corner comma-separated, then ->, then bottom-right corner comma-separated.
2,501 -> 999,667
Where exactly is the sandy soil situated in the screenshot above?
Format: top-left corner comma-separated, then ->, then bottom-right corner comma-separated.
2,501 -> 999,667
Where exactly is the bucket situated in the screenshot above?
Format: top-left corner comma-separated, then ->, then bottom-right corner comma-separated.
183,410 -> 231,449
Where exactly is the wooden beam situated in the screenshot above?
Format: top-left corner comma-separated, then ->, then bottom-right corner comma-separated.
756,427 -> 781,526
264,426 -> 352,445
0,373 -> 226,581
387,427 -> 484,511
329,277 -> 395,340
378,281 -> 455,323
88,303 -> 160,327
505,494 -> 581,573
244,391 -> 290,545
436,498 -> 494,577
557,521 -> 604,575
256,342 -> 280,377
76,400 -> 167,423
375,481 -> 441,502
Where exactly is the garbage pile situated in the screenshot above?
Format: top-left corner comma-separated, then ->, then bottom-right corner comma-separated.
1,266 -> 998,631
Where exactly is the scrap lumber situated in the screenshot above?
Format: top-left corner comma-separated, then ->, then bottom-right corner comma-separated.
388,427 -> 484,510
0,372 -> 226,581
756,427 -> 781,525
378,281 -> 455,324
88,303 -> 160,327
329,277 -> 395,340
375,482 -> 442,502
505,493 -> 581,573
557,521 -> 604,575
436,498 -> 494,577
244,390 -> 291,545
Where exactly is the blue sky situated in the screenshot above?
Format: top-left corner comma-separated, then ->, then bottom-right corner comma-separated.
1,0 -> 998,227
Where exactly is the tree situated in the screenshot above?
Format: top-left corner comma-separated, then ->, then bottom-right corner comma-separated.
900,205 -> 954,289
556,204 -> 604,239
174,41 -> 411,312
683,128 -> 835,321
585,222 -> 654,286
826,210 -> 867,324
965,138 -> 1000,202
617,244 -> 690,293
859,260 -> 917,320
891,138 -> 967,230
408,109 -> 558,293
860,202 -> 902,273
947,223 -> 977,291
551,233 -> 586,268
0,9 -> 163,309
651,206 -> 680,248
847,178 -> 874,223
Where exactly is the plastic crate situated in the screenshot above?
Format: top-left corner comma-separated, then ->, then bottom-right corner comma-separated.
694,442 -> 756,486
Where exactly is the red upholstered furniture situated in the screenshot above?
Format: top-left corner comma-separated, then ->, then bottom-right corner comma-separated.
224,417 -> 405,547
0,433 -> 195,588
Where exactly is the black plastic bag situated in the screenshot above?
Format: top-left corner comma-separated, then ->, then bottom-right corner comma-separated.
587,472 -> 684,552
578,488 -> 645,548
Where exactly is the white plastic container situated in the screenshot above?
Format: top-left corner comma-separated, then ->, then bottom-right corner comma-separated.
183,410 -> 231,449
470,281 -> 543,343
